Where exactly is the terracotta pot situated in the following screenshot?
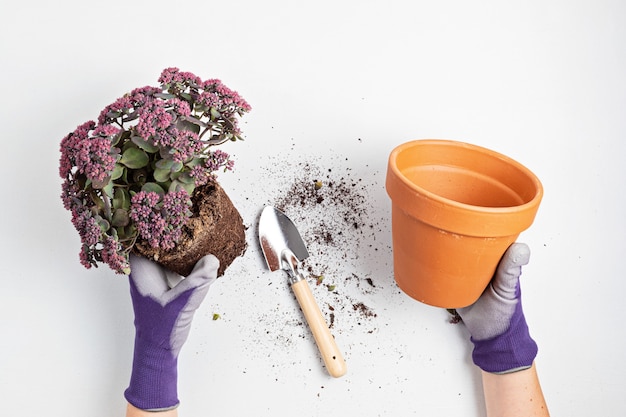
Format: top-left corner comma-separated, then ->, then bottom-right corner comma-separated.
385,140 -> 543,308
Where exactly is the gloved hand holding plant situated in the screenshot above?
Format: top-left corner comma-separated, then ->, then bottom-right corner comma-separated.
124,253 -> 219,411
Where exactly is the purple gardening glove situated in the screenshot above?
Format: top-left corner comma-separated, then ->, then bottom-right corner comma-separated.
457,243 -> 538,374
124,253 -> 219,411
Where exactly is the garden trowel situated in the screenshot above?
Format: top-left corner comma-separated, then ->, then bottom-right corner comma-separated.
258,206 -> 347,378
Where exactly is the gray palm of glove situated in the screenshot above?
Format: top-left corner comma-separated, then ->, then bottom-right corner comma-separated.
457,242 -> 531,341
128,253 -> 219,355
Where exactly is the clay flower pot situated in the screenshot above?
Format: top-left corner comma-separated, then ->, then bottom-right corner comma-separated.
385,140 -> 543,308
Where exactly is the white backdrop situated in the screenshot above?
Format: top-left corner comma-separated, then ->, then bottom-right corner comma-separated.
1,1 -> 625,416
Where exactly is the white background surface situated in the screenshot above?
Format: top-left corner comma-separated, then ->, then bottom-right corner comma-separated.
1,1 -> 625,415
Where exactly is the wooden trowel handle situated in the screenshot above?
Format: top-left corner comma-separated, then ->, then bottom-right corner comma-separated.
291,279 -> 347,378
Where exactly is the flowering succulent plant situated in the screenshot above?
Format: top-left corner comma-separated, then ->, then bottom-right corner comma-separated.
60,67 -> 251,274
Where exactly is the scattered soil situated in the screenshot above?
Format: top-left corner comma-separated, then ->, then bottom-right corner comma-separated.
447,309 -> 463,324
353,302 -> 377,318
268,159 -> 383,333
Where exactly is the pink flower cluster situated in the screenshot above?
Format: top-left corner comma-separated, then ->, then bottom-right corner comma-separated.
158,67 -> 202,86
189,149 -> 234,186
136,100 -> 173,140
100,236 -> 130,274
160,66 -> 252,115
72,209 -> 101,248
67,195 -> 130,273
59,67 -> 250,275
133,98 -> 202,163
73,207 -> 102,270
130,190 -> 191,250
59,120 -> 118,183
97,86 -> 161,125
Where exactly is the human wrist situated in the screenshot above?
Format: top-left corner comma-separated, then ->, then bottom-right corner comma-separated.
126,402 -> 179,417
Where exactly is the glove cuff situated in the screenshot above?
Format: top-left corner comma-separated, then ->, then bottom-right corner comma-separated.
124,336 -> 179,411
470,300 -> 538,374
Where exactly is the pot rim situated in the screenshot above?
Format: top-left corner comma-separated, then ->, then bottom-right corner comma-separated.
386,139 -> 543,236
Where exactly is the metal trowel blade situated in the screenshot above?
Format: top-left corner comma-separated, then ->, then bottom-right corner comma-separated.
258,206 -> 309,272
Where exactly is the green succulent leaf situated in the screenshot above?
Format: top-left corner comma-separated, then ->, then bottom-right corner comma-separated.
117,165 -> 129,184
176,118 -> 201,134
116,223 -> 137,242
102,179 -> 114,198
111,209 -> 130,227
194,103 -> 208,113
210,107 -> 221,119
154,92 -> 176,100
91,176 -> 111,190
111,164 -> 125,181
178,172 -> 195,184
111,130 -> 130,147
155,159 -> 183,173
169,180 -> 195,195
131,135 -> 159,153
142,182 -> 165,195
171,161 -> 183,172
155,159 -> 175,170
120,148 -> 149,169
113,188 -> 130,210
107,110 -> 122,119
113,225 -> 126,239
185,157 -> 203,168
96,217 -> 110,232
110,132 -> 122,147
90,191 -> 106,211
153,167 -> 172,183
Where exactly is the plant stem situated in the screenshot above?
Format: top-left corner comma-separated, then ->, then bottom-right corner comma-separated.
101,188 -> 112,220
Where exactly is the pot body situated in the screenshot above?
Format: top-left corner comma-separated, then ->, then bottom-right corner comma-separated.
386,140 -> 543,308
